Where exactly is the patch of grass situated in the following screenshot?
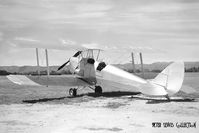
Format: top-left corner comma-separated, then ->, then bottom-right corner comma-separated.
0,120 -> 31,126
85,127 -> 123,132
104,102 -> 127,109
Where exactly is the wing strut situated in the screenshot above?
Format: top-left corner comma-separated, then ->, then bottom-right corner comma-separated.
45,49 -> 50,76
35,48 -> 40,75
139,53 -> 144,78
131,52 -> 135,73
45,49 -> 49,87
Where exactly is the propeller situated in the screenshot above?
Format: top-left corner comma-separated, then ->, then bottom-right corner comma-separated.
57,51 -> 82,71
73,51 -> 82,57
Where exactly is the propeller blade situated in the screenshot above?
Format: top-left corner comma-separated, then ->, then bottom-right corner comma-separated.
57,60 -> 69,71
57,51 -> 82,71
73,51 -> 82,57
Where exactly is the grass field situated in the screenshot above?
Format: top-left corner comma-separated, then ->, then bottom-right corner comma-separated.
0,73 -> 199,133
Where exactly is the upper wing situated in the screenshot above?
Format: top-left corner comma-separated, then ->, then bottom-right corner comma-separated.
7,75 -> 89,87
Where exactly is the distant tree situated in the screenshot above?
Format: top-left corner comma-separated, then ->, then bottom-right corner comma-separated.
40,70 -> 47,75
185,67 -> 199,72
135,69 -> 141,73
127,69 -> 134,73
60,70 -> 72,75
151,69 -> 161,73
0,70 -> 10,75
50,70 -> 61,75
144,69 -> 150,72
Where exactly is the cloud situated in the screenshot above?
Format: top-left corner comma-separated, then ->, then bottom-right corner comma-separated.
81,43 -> 122,51
15,37 -> 40,42
75,3 -> 111,12
60,39 -> 76,46
0,32 -> 3,41
82,43 -> 105,49
0,0 -> 199,65
128,46 -> 167,54
8,37 -> 84,51
98,45 -> 167,54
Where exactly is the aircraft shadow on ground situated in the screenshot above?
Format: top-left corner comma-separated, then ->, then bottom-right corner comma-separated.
22,91 -> 140,104
23,97 -> 67,104
132,96 -> 196,104
22,91 -> 196,104
72,91 -> 141,98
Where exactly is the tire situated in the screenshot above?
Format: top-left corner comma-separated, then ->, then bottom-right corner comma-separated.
69,88 -> 77,97
95,86 -> 102,94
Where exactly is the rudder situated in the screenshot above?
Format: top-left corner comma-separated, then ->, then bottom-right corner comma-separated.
152,62 -> 184,96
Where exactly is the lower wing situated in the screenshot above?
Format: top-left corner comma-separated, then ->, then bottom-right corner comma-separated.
7,75 -> 89,87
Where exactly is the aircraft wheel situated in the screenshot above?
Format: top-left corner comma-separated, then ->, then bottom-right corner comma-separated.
69,88 -> 77,97
95,86 -> 102,94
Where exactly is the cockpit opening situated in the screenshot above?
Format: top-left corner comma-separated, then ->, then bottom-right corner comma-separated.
97,62 -> 106,71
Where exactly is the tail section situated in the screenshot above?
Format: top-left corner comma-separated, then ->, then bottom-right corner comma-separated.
151,62 -> 184,96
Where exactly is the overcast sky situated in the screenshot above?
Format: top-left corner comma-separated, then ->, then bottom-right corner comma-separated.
0,0 -> 199,66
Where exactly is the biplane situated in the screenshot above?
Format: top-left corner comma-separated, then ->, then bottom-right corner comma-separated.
7,47 -> 184,100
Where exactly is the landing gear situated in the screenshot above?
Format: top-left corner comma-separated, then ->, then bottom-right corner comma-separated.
69,88 -> 77,97
95,86 -> 102,94
165,94 -> 171,102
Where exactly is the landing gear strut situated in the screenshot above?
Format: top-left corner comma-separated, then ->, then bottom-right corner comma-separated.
165,94 -> 171,102
69,88 -> 77,97
95,86 -> 102,94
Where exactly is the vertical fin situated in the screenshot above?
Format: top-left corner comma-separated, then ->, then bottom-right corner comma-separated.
152,62 -> 184,96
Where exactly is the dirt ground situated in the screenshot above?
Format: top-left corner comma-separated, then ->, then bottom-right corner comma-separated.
0,73 -> 199,133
